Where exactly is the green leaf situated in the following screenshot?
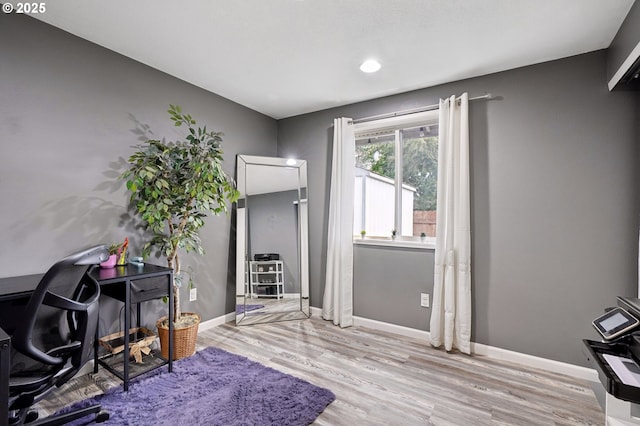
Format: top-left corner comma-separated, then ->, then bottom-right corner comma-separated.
121,104 -> 238,276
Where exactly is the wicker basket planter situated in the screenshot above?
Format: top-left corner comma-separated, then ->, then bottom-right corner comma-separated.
156,312 -> 200,360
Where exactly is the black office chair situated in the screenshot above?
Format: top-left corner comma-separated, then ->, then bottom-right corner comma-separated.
8,245 -> 110,425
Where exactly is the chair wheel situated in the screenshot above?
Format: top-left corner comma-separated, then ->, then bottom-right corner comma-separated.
96,410 -> 110,423
25,410 -> 39,423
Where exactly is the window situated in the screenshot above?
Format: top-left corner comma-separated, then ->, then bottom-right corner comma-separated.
353,110 -> 439,242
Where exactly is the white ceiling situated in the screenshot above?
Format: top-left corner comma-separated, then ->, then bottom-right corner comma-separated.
33,0 -> 635,119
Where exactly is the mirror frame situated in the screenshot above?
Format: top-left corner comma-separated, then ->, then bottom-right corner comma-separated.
235,155 -> 309,325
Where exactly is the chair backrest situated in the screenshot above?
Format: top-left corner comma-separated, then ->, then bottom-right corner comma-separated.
11,245 -> 108,375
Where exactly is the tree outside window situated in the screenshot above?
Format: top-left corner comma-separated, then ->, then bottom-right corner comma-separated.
354,114 -> 438,240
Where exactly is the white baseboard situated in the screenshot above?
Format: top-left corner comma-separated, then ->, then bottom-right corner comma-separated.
283,292 -> 301,299
199,312 -> 235,332
470,340 -> 597,382
353,313 -> 432,341
309,306 -> 597,382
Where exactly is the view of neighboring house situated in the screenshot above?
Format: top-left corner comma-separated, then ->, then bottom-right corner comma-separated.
354,167 -> 421,237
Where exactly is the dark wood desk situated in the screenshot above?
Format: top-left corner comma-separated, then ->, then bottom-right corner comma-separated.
0,275 -> 33,426
0,263 -> 174,400
0,274 -> 43,302
0,274 -> 44,340
0,329 -> 8,426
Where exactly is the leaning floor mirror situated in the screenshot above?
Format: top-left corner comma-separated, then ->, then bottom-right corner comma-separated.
235,155 -> 310,325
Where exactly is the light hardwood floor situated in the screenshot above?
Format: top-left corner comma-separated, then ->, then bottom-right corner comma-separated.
37,316 -> 604,425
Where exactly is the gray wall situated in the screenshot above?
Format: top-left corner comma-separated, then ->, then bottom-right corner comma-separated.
0,14 -> 278,328
247,190 -> 299,293
278,50 -> 640,367
354,245 -> 434,329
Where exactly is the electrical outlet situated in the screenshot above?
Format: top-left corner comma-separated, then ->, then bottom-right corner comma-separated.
420,293 -> 429,308
189,287 -> 197,302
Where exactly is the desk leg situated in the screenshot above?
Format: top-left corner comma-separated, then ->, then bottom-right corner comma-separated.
93,318 -> 99,374
123,279 -> 131,391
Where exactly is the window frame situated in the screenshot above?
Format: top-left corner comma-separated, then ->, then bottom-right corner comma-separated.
353,109 -> 439,249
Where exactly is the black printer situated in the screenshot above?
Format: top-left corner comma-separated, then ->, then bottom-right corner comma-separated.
254,253 -> 280,261
584,297 -> 640,404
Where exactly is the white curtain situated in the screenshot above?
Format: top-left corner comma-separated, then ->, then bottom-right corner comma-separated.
429,93 -> 472,354
322,117 -> 355,328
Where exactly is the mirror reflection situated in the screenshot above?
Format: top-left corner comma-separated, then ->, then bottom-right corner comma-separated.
236,155 -> 309,325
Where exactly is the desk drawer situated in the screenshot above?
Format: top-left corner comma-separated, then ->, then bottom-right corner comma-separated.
101,276 -> 169,304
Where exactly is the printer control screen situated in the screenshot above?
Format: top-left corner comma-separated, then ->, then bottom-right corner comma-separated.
593,307 -> 640,340
601,312 -> 629,331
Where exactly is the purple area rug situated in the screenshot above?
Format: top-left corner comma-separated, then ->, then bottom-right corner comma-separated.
236,304 -> 265,314
59,347 -> 335,425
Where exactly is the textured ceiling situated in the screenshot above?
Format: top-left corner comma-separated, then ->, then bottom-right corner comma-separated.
32,0 -> 635,119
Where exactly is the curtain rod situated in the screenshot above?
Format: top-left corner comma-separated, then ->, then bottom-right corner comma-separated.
351,93 -> 493,124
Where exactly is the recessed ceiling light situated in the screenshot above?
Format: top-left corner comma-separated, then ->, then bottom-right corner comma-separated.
360,59 -> 381,73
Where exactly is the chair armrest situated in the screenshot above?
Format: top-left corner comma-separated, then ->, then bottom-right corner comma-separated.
21,340 -> 82,366
42,276 -> 100,312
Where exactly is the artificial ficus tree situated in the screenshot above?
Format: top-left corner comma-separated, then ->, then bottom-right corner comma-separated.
121,105 -> 239,320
